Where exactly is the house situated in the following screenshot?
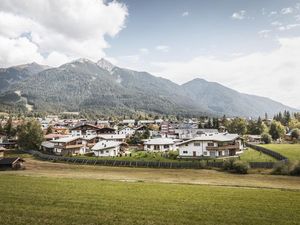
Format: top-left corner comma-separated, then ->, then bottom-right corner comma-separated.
41,141 -> 55,153
247,135 -> 262,143
70,123 -> 99,136
138,120 -> 155,126
91,140 -> 123,157
98,134 -> 126,142
51,136 -> 84,155
44,133 -> 68,141
174,129 -> 218,140
0,157 -> 24,170
118,126 -> 136,137
97,127 -> 115,134
143,138 -> 177,152
177,133 -> 243,158
82,135 -> 101,152
122,119 -> 135,127
160,122 -> 175,136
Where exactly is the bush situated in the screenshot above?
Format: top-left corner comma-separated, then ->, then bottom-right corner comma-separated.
261,133 -> 272,144
168,150 -> 179,160
289,161 -> 300,176
222,159 -> 249,174
271,160 -> 300,176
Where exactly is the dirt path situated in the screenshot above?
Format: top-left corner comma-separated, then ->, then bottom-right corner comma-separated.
2,158 -> 300,190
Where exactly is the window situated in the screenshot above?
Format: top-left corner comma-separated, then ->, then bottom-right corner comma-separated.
185,144 -> 189,146
194,142 -> 200,146
183,151 -> 188,154
164,145 -> 169,149
106,150 -> 109,153
207,142 -> 214,147
203,151 -> 207,155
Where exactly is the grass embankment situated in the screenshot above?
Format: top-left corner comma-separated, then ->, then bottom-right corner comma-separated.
0,175 -> 299,225
239,148 -> 277,162
258,144 -> 300,161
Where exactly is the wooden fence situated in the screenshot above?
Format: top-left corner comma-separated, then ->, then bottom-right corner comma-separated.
28,150 -> 277,169
245,143 -> 288,161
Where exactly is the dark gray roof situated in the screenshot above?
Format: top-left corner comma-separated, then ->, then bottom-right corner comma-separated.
0,157 -> 24,165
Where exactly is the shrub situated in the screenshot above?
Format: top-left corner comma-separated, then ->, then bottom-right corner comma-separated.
261,133 -> 272,144
222,159 -> 249,174
168,150 -> 179,160
289,161 -> 300,176
199,160 -> 207,169
271,161 -> 290,175
232,161 -> 249,174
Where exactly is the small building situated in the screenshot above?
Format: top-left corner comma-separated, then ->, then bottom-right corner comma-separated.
51,136 -> 84,155
144,138 -> 176,152
70,123 -> 99,136
41,141 -> 55,153
98,134 -> 126,142
118,126 -> 136,137
92,140 -> 122,157
247,135 -> 262,143
0,157 -> 24,170
177,133 -> 243,158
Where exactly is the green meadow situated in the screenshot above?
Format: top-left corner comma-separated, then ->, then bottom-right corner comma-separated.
0,174 -> 300,225
259,144 -> 300,161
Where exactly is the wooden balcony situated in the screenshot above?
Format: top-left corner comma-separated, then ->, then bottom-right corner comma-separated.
206,143 -> 239,151
54,144 -> 84,149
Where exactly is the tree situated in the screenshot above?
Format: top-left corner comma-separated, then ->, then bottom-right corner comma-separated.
261,133 -> 272,144
4,116 -> 16,137
17,120 -> 44,150
269,121 -> 285,140
46,125 -> 53,134
227,118 -> 247,135
291,128 -> 300,140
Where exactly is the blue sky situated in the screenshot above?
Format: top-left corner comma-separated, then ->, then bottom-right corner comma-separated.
0,0 -> 299,108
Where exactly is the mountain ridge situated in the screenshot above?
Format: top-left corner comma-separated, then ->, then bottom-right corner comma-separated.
0,58 -> 298,117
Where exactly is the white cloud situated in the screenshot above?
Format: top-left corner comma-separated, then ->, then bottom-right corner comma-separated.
269,11 -> 278,17
278,24 -> 300,31
150,37 -> 300,108
281,7 -> 294,15
182,11 -> 189,17
295,15 -> 300,21
155,45 -> 170,53
231,10 -> 246,20
271,21 -> 282,26
258,30 -> 271,38
139,48 -> 149,54
0,0 -> 128,67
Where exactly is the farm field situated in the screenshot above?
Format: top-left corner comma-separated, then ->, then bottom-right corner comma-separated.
258,144 -> 300,161
0,174 -> 300,225
239,148 -> 277,162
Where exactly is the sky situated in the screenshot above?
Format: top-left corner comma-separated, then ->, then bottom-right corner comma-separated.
0,0 -> 300,109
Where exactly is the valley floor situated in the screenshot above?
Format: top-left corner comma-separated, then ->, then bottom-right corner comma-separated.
1,158 -> 300,225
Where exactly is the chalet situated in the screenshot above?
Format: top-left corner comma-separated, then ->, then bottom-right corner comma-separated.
92,140 -> 123,157
174,129 -> 218,140
0,157 -> 24,170
82,135 -> 101,152
97,127 -> 115,134
52,136 -> 84,155
247,135 -> 262,143
41,141 -> 55,153
144,138 -> 177,152
0,138 -> 17,149
177,133 -> 243,158
70,123 -> 99,136
121,119 -> 135,126
99,134 -> 126,142
118,126 -> 136,137
44,133 -> 68,141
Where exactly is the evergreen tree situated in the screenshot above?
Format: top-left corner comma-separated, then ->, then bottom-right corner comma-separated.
269,121 -> 285,140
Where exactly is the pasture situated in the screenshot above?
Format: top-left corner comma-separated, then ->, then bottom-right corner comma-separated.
0,174 -> 300,225
258,144 -> 300,161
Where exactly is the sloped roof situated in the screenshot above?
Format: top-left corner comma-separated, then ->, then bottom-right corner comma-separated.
177,133 -> 240,146
92,140 -> 121,151
144,138 -> 175,145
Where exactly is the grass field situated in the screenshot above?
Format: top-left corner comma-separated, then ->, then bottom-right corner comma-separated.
258,144 -> 300,161
0,174 -> 300,225
239,148 -> 277,162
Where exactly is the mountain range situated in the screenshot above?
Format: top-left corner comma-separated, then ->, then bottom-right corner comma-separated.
0,58 -> 298,117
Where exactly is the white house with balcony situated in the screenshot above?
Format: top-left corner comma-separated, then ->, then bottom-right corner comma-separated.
143,138 -> 177,152
177,133 -> 243,158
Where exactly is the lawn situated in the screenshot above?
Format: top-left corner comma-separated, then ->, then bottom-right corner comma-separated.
239,148 -> 277,162
258,144 -> 300,161
0,175 -> 300,225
